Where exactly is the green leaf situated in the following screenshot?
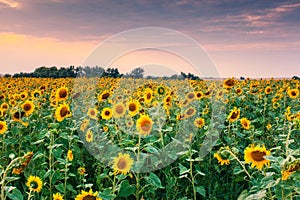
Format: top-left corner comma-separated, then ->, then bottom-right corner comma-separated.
179,163 -> 190,175
118,180 -> 135,197
55,183 -> 65,193
6,188 -> 23,200
146,173 -> 164,188
195,186 -> 206,197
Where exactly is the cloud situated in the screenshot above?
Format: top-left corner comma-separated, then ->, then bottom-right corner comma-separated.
0,0 -> 19,8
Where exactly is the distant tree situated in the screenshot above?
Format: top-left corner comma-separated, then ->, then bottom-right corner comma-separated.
292,76 -> 300,80
126,67 -> 144,78
104,68 -> 122,78
3,74 -> 12,78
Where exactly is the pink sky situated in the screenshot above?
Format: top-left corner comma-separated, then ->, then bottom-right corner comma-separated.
0,0 -> 299,78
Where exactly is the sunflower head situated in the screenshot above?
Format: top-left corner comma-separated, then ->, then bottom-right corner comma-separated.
287,88 -> 299,99
240,117 -> 251,130
136,115 -> 153,136
214,147 -> 231,165
56,86 -> 69,101
281,159 -> 300,181
55,103 -> 72,122
0,121 -> 8,134
21,100 -> 35,116
75,188 -> 102,200
53,192 -> 64,200
113,153 -> 134,175
26,175 -> 43,193
101,107 -> 113,120
112,102 -> 126,118
87,108 -> 98,120
86,130 -> 93,143
194,117 -> 205,128
244,144 -> 270,170
227,107 -> 240,122
223,78 -> 235,89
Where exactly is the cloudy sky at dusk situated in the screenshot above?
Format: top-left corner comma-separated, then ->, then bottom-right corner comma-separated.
0,0 -> 299,78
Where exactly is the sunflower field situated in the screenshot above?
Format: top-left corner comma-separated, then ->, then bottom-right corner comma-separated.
0,77 -> 299,200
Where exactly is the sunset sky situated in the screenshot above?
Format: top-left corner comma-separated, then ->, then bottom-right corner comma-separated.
0,0 -> 299,78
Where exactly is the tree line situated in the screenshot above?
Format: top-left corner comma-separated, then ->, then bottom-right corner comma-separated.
2,66 -> 201,80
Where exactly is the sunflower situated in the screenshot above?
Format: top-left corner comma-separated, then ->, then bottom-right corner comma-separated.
11,110 -> 25,122
240,118 -> 251,130
87,107 -> 98,120
78,167 -> 86,175
176,113 -> 185,121
67,150 -> 73,161
144,88 -> 153,103
214,147 -> 230,165
163,95 -> 172,107
75,188 -> 102,200
21,100 -> 35,116
112,153 -> 134,175
287,88 -> 299,99
0,121 -> 8,134
55,103 -> 72,122
194,117 -> 205,128
281,159 -> 300,181
244,144 -> 270,170
223,78 -> 235,89
56,86 -> 69,101
101,107 -> 112,120
195,91 -> 204,99
227,107 -> 240,122
12,152 -> 33,175
127,99 -> 140,117
86,130 -> 93,143
235,88 -> 243,95
20,91 -> 28,100
26,175 -> 43,193
32,89 -> 42,99
157,85 -> 166,96
80,119 -> 90,131
266,123 -> 272,130
185,107 -> 196,118
53,192 -> 64,200
0,102 -> 9,110
112,102 -> 126,118
136,115 -> 153,136
98,90 -> 110,102
185,92 -> 195,101
264,86 -> 272,95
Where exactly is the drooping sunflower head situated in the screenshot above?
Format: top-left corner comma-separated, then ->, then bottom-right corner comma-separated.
55,103 -> 72,122
281,159 -> 300,181
80,119 -> 90,131
240,117 -> 251,130
0,121 -> 8,134
11,110 -> 26,122
56,86 -> 69,101
21,100 -> 35,116
136,114 -> 153,136
227,107 -> 240,122
214,146 -> 231,165
112,153 -> 134,175
112,102 -> 126,118
244,144 -> 270,170
26,175 -> 43,193
75,188 -> 102,200
98,90 -> 111,102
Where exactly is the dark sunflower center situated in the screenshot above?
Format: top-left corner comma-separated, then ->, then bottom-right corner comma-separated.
291,91 -> 296,96
102,93 -> 110,100
0,94 -> 4,100
90,110 -> 95,116
187,93 -> 195,99
231,111 -> 239,119
0,124 -> 3,130
60,107 -> 68,117
59,89 -> 67,98
115,105 -> 124,114
83,195 -> 96,200
21,94 -> 26,98
166,97 -> 171,103
105,111 -> 110,116
225,79 -> 234,87
30,181 -> 38,189
141,120 -> 151,132
196,119 -> 203,126
129,103 -> 137,112
117,158 -> 127,169
186,108 -> 195,116
196,93 -> 202,98
251,151 -> 266,161
24,104 -> 32,111
146,93 -> 151,100
2,104 -> 8,109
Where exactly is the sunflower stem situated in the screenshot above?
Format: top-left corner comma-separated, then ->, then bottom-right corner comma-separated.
224,149 -> 251,179
27,190 -> 32,200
